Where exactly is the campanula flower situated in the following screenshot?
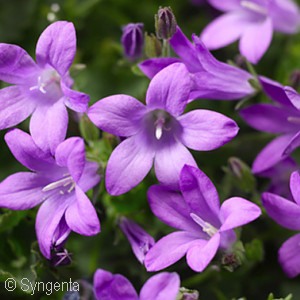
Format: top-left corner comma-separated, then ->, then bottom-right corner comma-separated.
0,21 -> 89,154
145,165 -> 261,272
119,217 -> 155,264
262,171 -> 300,277
201,0 -> 300,63
121,23 -> 144,60
0,129 -> 100,259
88,63 -> 239,195
139,26 -> 255,100
240,77 -> 300,173
93,269 -> 180,300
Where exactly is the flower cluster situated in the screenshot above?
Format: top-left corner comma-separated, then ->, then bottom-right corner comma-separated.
0,0 -> 300,297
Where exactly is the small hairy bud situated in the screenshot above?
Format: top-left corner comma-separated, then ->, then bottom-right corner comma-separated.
155,7 -> 177,40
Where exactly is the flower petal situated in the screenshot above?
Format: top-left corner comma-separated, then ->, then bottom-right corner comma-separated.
207,0 -> 241,12
77,161 -> 101,193
278,233 -> 300,278
201,12 -> 249,50
140,272 -> 180,300
0,172 -> 48,210
262,192 -> 300,230
147,185 -> 202,234
219,197 -> 261,231
138,58 -> 180,79
36,21 -> 76,76
178,110 -> 239,150
145,231 -> 199,272
146,63 -> 191,116
93,269 -> 139,300
186,233 -> 220,272
260,77 -> 294,107
55,137 -> 85,182
169,27 -> 201,73
65,186 -> 100,236
61,80 -> 90,113
270,0 -> 300,34
285,86 -> 300,110
154,138 -> 197,189
190,70 -> 254,101
36,196 -> 72,258
180,165 -> 220,226
0,86 -> 36,130
290,171 -> 300,205
0,43 -> 38,84
30,100 -> 68,155
106,134 -> 155,195
5,129 -> 55,172
252,134 -> 294,173
284,131 -> 300,155
239,17 -> 273,64
240,104 -> 299,134
88,95 -> 146,137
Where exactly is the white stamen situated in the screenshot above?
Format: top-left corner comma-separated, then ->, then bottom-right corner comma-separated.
190,213 -> 218,237
288,116 -> 300,125
42,175 -> 75,194
241,1 -> 267,15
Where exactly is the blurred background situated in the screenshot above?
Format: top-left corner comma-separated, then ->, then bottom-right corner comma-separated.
0,0 -> 300,299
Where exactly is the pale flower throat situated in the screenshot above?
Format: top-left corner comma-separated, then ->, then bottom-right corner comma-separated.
30,68 -> 63,100
190,213 -> 218,237
146,109 -> 181,141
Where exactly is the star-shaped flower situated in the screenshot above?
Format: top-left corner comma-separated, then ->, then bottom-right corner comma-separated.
0,129 -> 100,258
88,63 -> 239,195
0,21 -> 89,154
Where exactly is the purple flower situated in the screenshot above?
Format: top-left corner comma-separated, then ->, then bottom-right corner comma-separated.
0,129 -> 100,259
88,63 -> 239,195
121,23 -> 144,60
145,165 -> 261,272
93,269 -> 180,300
139,26 -> 255,101
201,0 -> 300,63
119,217 -> 155,264
0,21 -> 89,154
240,77 -> 300,173
262,171 -> 300,277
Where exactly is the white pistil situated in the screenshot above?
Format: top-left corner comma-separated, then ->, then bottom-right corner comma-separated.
288,116 -> 300,125
240,1 -> 267,15
154,117 -> 165,140
42,175 -> 75,194
190,213 -> 218,237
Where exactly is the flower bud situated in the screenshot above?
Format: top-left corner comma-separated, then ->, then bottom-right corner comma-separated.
155,7 -> 177,40
121,23 -> 144,60
119,217 -> 155,264
145,33 -> 162,58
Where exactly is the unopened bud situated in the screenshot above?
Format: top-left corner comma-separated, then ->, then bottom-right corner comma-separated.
155,7 -> 177,40
121,23 -> 144,60
145,33 -> 162,58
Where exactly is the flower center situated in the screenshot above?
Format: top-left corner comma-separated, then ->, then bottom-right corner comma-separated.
29,68 -> 63,101
145,109 -> 181,141
190,213 -> 218,237
42,174 -> 75,196
240,0 -> 267,15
